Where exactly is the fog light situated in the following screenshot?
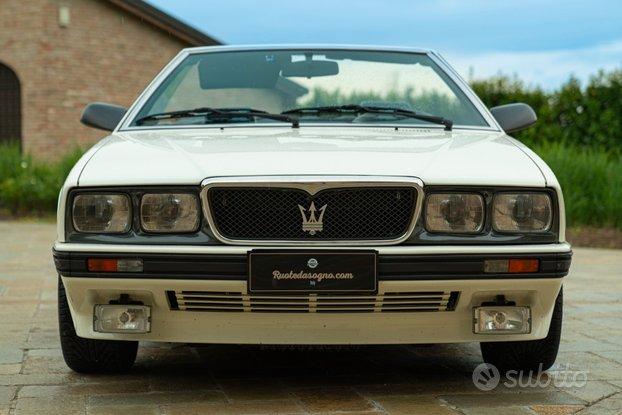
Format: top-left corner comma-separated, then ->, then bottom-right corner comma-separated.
93,305 -> 151,333
474,306 -> 530,334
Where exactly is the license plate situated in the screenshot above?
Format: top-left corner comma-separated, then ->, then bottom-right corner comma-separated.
248,250 -> 377,293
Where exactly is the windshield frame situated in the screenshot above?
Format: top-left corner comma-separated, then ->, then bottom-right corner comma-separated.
117,45 -> 502,132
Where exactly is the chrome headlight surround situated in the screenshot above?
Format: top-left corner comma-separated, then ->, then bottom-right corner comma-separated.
72,193 -> 132,234
140,193 -> 200,233
425,193 -> 485,234
492,192 -> 553,233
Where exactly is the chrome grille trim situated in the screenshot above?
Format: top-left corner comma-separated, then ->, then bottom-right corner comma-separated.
200,176 -> 424,246
170,290 -> 459,313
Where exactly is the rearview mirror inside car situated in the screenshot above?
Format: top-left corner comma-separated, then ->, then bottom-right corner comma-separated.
490,103 -> 537,133
281,60 -> 339,78
80,102 -> 127,131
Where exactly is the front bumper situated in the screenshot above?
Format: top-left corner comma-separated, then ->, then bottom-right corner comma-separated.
54,242 -> 571,344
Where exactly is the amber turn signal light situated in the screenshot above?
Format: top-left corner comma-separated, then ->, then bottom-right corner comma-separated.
508,258 -> 539,273
87,258 -> 143,272
484,258 -> 539,274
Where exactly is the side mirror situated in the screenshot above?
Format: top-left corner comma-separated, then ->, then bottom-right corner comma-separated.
490,103 -> 537,133
80,102 -> 127,131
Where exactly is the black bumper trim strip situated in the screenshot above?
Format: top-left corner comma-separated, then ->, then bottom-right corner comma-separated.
53,249 -> 572,280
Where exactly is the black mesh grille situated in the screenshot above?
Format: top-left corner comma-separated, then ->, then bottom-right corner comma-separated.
207,186 -> 417,241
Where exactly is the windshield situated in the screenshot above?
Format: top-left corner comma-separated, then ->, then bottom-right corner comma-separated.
131,49 -> 488,128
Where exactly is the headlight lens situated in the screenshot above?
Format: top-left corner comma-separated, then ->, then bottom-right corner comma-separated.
72,194 -> 131,233
141,193 -> 199,233
425,193 -> 484,233
493,193 -> 552,232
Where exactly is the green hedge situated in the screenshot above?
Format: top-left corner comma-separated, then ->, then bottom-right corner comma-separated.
471,70 -> 622,152
0,142 -> 83,216
531,141 -> 622,229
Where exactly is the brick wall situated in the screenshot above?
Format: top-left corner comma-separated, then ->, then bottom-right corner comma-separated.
0,0 -> 192,159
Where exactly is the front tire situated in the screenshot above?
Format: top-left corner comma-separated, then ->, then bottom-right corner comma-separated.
58,277 -> 138,373
480,288 -> 563,373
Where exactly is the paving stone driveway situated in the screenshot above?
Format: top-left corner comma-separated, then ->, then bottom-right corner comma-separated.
0,221 -> 621,415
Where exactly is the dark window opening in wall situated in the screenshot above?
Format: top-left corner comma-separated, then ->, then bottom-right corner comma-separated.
0,63 -> 21,147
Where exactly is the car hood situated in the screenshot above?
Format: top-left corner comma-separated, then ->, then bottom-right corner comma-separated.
77,127 -> 545,187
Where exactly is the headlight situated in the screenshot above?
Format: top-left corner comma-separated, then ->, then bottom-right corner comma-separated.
425,193 -> 484,233
492,193 -> 552,232
140,193 -> 199,233
72,194 -> 131,233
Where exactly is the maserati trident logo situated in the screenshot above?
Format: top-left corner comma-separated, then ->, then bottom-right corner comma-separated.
298,202 -> 327,235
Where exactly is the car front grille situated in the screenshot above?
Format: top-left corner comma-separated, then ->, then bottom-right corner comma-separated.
205,186 -> 417,242
168,290 -> 459,313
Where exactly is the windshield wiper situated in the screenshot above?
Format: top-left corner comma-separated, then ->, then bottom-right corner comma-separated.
282,104 -> 452,131
135,107 -> 299,128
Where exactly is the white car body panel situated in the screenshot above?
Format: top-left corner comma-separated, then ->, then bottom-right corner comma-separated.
62,276 -> 563,344
75,128 -> 546,187
56,127 -> 564,242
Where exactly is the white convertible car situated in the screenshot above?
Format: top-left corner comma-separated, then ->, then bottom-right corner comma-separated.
53,45 -> 571,374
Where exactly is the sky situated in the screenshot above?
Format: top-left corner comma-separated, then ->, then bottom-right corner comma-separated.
149,0 -> 622,89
